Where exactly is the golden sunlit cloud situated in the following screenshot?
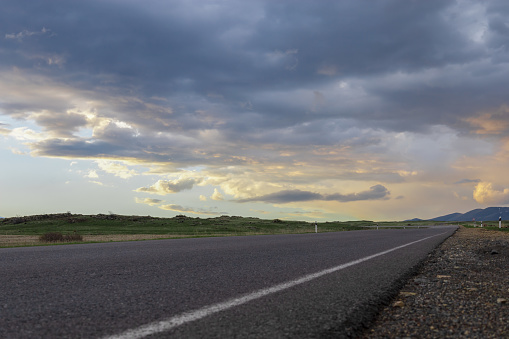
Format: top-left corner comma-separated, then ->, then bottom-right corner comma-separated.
134,197 -> 163,206
136,177 -> 202,195
473,182 -> 509,205
466,106 -> 509,135
211,188 -> 224,201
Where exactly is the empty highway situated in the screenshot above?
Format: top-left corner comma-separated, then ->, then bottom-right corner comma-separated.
0,226 -> 456,338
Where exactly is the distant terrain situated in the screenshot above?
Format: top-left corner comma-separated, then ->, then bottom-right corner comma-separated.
416,207 -> 509,222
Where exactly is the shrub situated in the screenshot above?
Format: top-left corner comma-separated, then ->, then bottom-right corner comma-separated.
63,232 -> 83,242
39,232 -> 83,242
39,232 -> 64,242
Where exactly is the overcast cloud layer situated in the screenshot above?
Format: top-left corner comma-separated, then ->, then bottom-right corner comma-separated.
2,0 -> 509,220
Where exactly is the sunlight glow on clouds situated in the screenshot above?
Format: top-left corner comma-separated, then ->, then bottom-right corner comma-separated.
135,177 -> 202,195
473,182 -> 509,205
135,197 -> 163,206
96,160 -> 138,179
2,0 -> 509,220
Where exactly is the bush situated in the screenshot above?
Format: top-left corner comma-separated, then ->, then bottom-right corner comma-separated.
39,232 -> 64,242
63,232 -> 83,242
39,232 -> 83,242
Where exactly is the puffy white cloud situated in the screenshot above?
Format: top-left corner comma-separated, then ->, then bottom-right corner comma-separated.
96,160 -> 137,179
10,127 -> 45,141
85,170 -> 99,178
211,188 -> 224,201
134,197 -> 163,206
473,182 -> 509,205
135,177 -> 202,195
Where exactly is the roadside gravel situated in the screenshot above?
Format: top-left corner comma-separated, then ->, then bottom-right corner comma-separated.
363,226 -> 509,338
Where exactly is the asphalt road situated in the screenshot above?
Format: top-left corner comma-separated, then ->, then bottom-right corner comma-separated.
0,226 -> 457,338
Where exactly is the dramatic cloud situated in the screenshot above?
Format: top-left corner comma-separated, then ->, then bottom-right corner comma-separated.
3,0 -> 509,220
473,182 -> 509,205
135,178 -> 202,195
238,185 -> 390,204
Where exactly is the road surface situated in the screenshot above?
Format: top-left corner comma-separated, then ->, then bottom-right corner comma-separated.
0,226 -> 456,338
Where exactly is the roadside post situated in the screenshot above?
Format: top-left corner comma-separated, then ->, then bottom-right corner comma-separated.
315,221 -> 317,233
499,216 -> 502,229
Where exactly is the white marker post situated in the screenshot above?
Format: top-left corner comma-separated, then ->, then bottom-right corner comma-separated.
315,221 -> 317,233
499,216 -> 502,229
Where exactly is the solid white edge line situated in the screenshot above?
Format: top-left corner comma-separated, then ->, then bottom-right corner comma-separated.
103,231 -> 449,339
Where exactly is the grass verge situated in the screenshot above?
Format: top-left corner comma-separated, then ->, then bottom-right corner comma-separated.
0,213 -> 442,248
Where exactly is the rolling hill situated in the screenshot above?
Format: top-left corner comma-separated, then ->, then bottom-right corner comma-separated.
428,207 -> 509,222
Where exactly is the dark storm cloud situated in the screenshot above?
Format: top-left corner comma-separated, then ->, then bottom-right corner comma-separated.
3,0 -> 509,160
31,138 -> 125,158
238,185 -> 390,204
0,2 -> 494,102
33,112 -> 88,137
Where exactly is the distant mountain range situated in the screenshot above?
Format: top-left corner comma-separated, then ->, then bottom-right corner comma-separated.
413,207 -> 509,222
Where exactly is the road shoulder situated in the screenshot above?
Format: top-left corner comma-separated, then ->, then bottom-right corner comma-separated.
363,226 -> 509,338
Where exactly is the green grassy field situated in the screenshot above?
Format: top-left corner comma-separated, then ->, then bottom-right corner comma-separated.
0,213 -> 445,237
0,213 -> 369,236
0,213 -> 472,249
2,214 -> 507,249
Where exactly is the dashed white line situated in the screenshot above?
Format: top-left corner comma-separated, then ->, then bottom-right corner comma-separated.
103,231 -> 448,339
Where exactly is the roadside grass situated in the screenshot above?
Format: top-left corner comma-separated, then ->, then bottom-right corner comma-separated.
0,213 -> 366,236
0,213 -> 442,247
463,223 -> 509,233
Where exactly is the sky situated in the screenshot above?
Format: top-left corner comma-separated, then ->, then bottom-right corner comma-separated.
2,0 -> 509,221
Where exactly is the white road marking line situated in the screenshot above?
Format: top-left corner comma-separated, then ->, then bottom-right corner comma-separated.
103,231 -> 449,339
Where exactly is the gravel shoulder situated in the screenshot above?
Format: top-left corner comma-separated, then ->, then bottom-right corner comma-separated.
363,226 -> 509,338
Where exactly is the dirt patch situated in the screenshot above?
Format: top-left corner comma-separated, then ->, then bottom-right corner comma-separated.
0,235 -> 40,246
